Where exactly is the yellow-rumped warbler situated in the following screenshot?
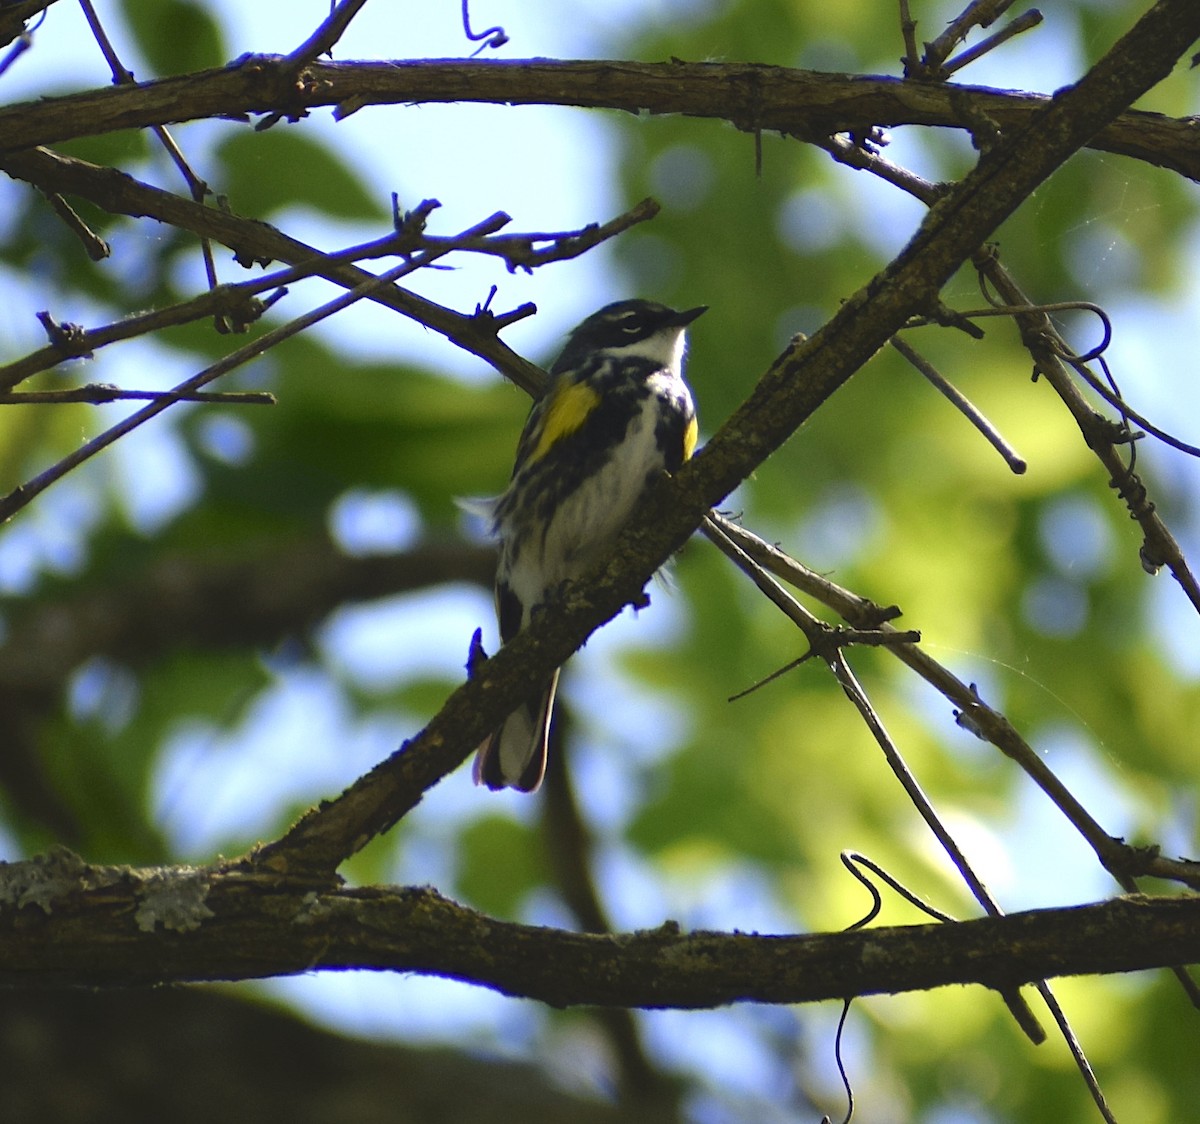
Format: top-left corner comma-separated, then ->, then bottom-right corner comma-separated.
474,299 -> 706,792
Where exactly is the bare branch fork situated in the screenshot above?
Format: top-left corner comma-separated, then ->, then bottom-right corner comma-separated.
703,514 -> 1048,1042
0,144 -> 644,396
704,511 -> 1135,1116
0,198 -> 656,393
0,195 -> 663,521
713,517 -> 1200,893
0,207 -> 513,523
819,132 -> 1200,612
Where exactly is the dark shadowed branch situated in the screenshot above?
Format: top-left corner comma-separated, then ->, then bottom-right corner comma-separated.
1,850 -> 1198,1001
1,57 -> 1198,181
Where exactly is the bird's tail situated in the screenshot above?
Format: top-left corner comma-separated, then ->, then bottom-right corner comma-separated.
473,669 -> 560,792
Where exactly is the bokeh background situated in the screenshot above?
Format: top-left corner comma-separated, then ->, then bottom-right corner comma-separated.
1,1 -> 1199,1121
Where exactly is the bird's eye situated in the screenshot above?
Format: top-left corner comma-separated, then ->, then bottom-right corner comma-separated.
616,313 -> 642,334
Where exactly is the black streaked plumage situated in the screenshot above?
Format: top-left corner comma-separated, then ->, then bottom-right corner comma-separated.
474,300 -> 705,792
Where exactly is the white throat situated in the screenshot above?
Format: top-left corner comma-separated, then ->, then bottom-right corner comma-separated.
600,326 -> 687,375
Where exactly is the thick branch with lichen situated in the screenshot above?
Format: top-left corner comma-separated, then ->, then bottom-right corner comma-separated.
2,851 -> 1199,1001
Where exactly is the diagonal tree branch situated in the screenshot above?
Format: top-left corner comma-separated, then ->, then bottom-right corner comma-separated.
250,0 -> 1200,875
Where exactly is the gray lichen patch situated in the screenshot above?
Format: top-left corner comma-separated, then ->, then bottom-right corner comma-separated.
133,868 -> 216,933
0,846 -> 97,914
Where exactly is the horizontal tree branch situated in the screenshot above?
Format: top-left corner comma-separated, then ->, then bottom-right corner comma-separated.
0,536 -> 494,695
0,536 -> 492,844
1,852 -> 1197,1004
1,56 -> 1197,180
0,986 -> 638,1124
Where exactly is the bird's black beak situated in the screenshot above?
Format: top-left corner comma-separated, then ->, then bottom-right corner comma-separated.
671,305 -> 708,327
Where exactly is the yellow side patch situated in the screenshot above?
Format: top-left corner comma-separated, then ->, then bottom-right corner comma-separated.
529,379 -> 601,464
683,414 -> 698,461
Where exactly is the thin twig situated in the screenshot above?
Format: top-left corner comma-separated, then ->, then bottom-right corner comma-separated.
701,515 -> 836,647
77,0 -> 223,313
841,851 -> 958,928
416,197 -> 661,272
0,14 -> 38,78
0,37 -> 30,79
0,210 -> 511,524
889,335 -> 1026,473
37,189 -> 110,260
1,292 -> 276,391
286,0 -> 371,65
704,513 -> 1045,1043
0,386 -> 275,405
942,9 -> 1044,76
1035,983 -> 1120,1124
923,0 -> 1017,75
897,0 -> 921,76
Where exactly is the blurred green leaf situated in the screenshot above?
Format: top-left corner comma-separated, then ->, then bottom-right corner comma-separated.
456,814 -> 546,916
118,0 -> 226,76
215,129 -> 390,222
57,128 -> 151,170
